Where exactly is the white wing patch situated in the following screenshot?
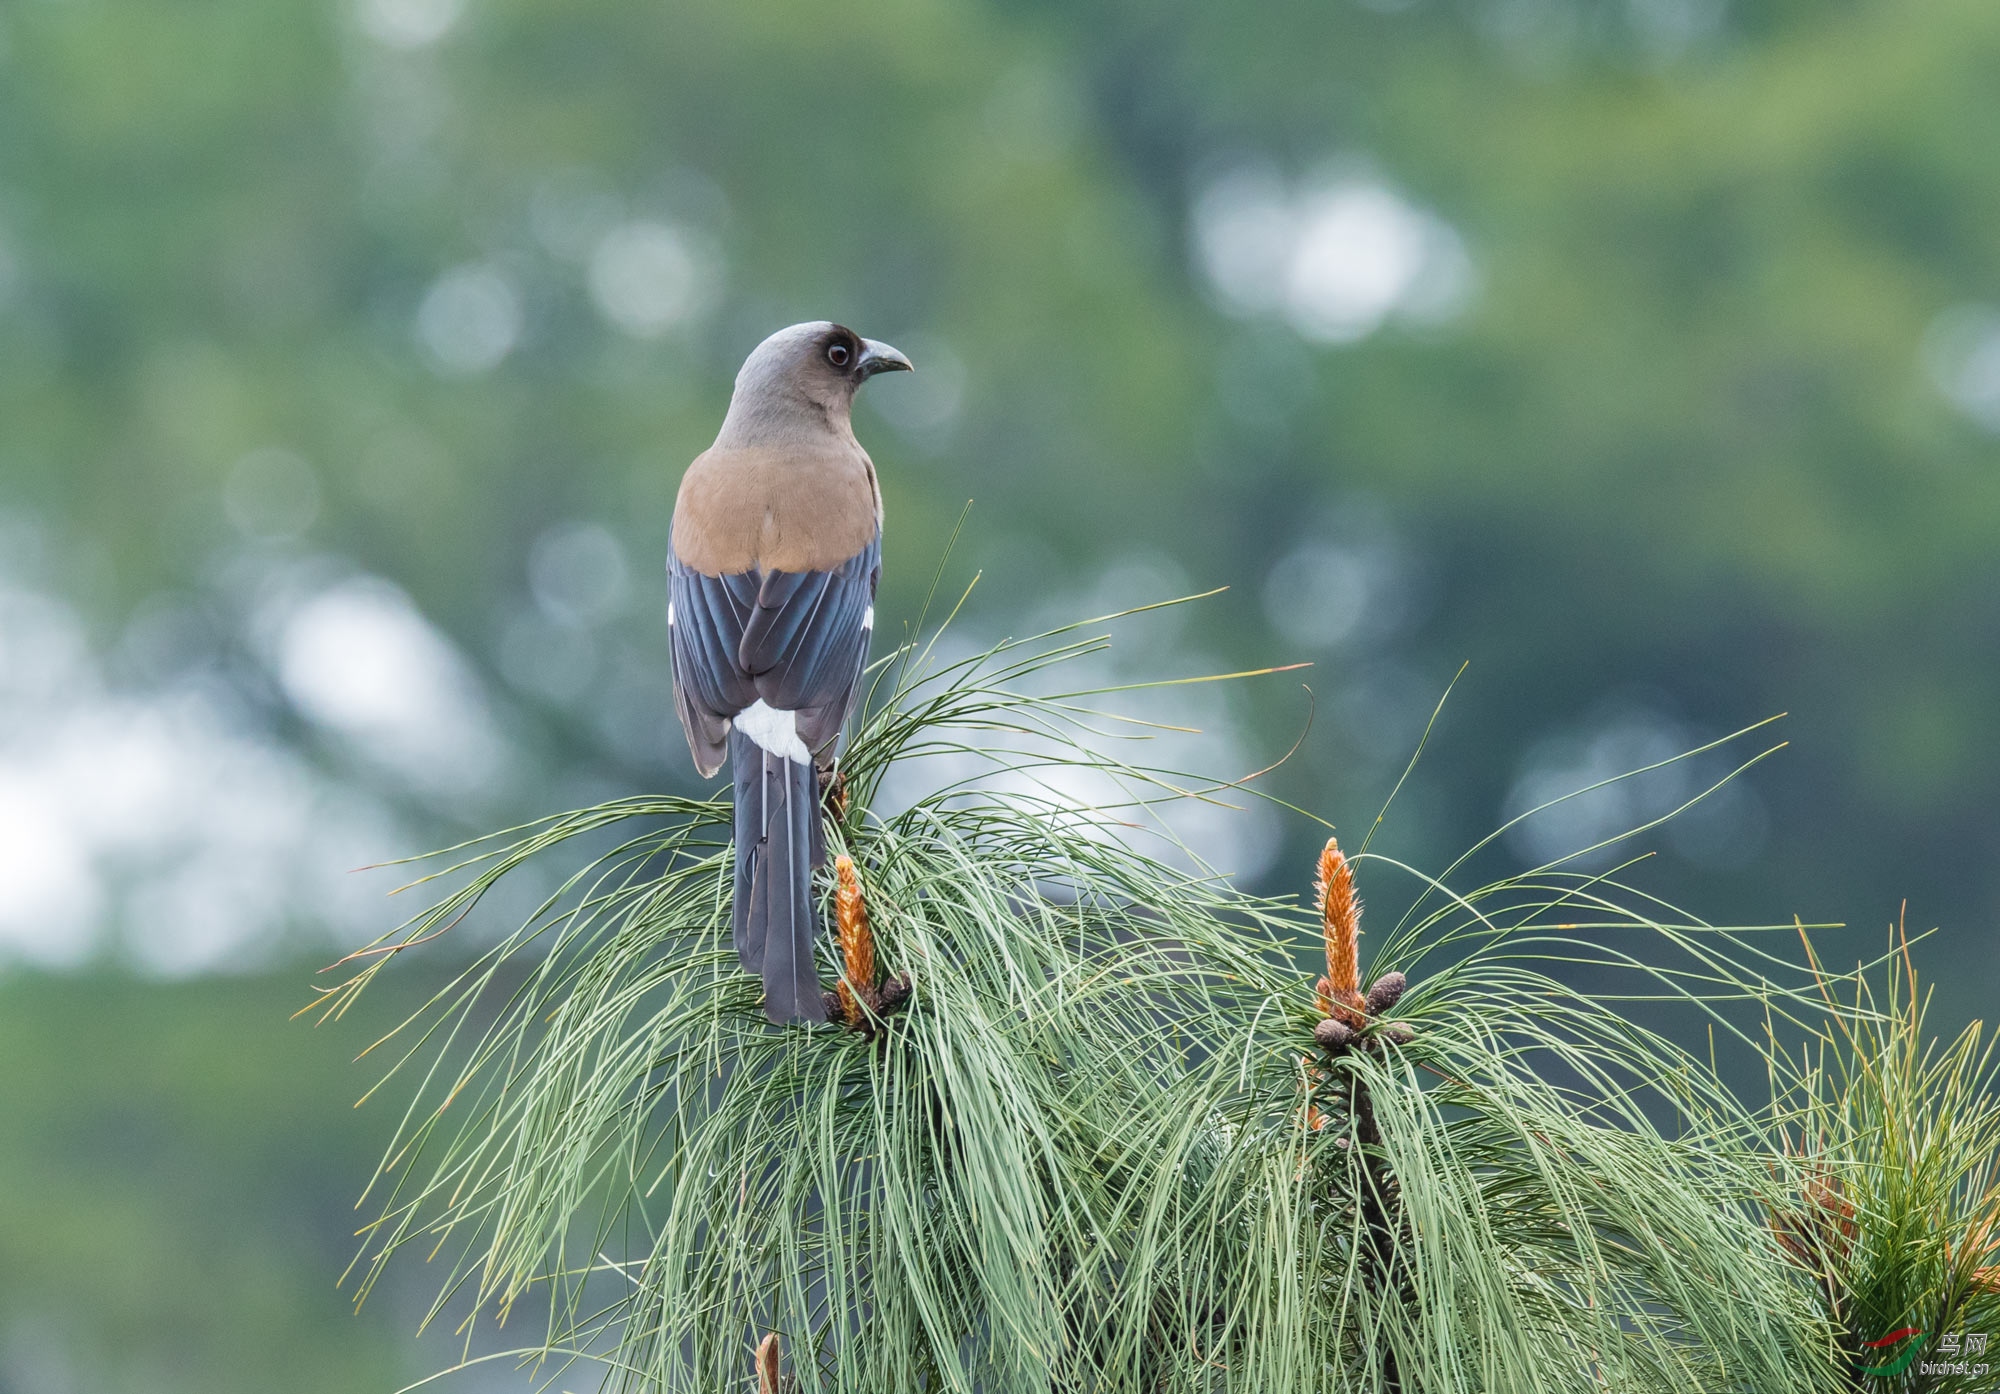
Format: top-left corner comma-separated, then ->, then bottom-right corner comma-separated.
732,699 -> 811,763
863,605 -> 874,629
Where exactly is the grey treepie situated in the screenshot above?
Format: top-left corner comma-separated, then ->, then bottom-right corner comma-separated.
667,322 -> 912,1023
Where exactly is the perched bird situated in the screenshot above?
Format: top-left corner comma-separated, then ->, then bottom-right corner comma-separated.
668,322 -> 912,1022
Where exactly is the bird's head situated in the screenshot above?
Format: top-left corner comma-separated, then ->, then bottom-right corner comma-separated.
717,321 -> 913,446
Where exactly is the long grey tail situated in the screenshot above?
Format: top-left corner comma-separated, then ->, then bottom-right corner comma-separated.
730,728 -> 827,1023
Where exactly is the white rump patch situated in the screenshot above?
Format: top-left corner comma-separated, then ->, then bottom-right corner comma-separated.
732,699 -> 811,763
863,605 -> 874,629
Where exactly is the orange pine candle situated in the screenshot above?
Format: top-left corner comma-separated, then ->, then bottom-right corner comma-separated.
1316,838 -> 1367,1026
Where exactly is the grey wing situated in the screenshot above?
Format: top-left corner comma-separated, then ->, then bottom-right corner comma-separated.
668,535 -> 879,775
740,535 -> 880,764
668,560 -> 759,778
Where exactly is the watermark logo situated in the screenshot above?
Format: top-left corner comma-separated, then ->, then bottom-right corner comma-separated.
1921,1330 -> 1991,1380
1857,1326 -> 1925,1378
1857,1327 -> 1990,1381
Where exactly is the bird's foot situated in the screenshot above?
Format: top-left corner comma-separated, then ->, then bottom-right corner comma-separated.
823,971 -> 914,1040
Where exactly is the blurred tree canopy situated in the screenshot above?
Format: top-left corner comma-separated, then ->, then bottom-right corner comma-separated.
5,0 -> 1998,982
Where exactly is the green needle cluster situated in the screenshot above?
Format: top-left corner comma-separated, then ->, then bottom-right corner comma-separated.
310,595 -> 1984,1393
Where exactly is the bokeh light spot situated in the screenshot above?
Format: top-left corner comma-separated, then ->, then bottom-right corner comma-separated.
1193,163 -> 1473,344
587,222 -> 705,339
528,521 -> 630,627
276,576 -> 507,800
1922,303 -> 2000,434
415,263 -> 522,377
355,0 -> 465,48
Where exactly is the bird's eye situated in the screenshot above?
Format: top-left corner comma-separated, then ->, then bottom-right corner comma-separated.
827,343 -> 851,367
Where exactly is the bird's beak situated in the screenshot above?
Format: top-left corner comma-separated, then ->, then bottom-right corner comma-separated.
856,339 -> 914,378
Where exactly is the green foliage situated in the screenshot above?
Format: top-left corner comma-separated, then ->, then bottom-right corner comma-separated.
1096,838 -> 1838,1391
326,605 -> 1851,1391
1765,935 -> 2000,1391
0,972 -> 419,1394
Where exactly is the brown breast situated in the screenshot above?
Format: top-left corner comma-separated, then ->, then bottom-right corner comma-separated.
671,444 -> 882,576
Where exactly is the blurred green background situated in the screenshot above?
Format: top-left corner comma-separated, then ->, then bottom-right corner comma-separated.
3,0 -> 1998,1386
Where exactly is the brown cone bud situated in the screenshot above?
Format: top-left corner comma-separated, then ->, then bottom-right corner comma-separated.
1365,971 -> 1407,1015
1314,1017 -> 1355,1051
756,1333 -> 782,1394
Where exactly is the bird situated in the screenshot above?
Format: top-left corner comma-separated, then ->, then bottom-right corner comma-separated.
667,322 -> 912,1023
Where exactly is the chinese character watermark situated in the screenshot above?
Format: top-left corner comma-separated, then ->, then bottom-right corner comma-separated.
1917,1331 -> 1992,1380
